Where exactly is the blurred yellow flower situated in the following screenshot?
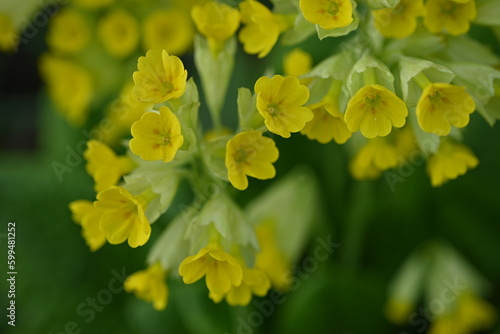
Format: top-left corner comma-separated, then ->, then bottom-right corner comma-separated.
0,13 -> 18,52
283,48 -> 313,86
179,242 -> 243,296
143,10 -> 194,56
239,0 -> 287,58
255,75 -> 313,138
416,83 -> 475,136
424,0 -> 476,36
46,9 -> 90,54
94,186 -> 153,248
124,263 -> 169,311
97,9 -> 139,58
132,49 -> 188,104
299,0 -> 353,30
130,107 -> 184,163
301,102 -> 352,144
225,131 -> 279,191
426,140 -> 478,187
373,0 -> 425,39
84,140 -> 136,193
349,137 -> 399,180
191,1 -> 240,54
69,200 -> 106,252
345,84 -> 408,139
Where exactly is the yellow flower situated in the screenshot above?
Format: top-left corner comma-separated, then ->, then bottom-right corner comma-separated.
0,13 -> 18,53
132,49 -> 188,104
254,75 -> 313,138
130,107 -> 184,162
426,140 -> 478,187
192,1 -> 240,54
84,140 -> 136,193
69,200 -> 106,252
349,137 -> 399,180
143,10 -> 194,56
225,131 -> 279,191
211,265 -> 271,306
424,0 -> 477,36
238,0 -> 287,58
124,263 -> 169,311
94,186 -> 153,248
373,0 -> 425,39
97,9 -> 139,58
301,102 -> 352,144
416,83 -> 475,136
283,48 -> 313,86
46,9 -> 90,54
38,55 -> 92,126
178,243 -> 243,296
299,0 -> 353,30
254,222 -> 291,291
345,84 -> 408,139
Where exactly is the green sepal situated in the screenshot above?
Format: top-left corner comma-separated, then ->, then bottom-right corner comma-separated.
475,0 -> 500,26
237,87 -> 265,131
202,134 -> 232,182
346,53 -> 395,95
365,0 -> 401,10
316,7 -> 360,40
440,35 -> 500,67
382,31 -> 445,66
281,13 -> 316,45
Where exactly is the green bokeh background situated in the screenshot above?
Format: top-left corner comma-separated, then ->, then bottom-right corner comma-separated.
1,7 -> 500,334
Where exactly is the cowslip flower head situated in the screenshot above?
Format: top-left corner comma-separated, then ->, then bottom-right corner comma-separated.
373,0 -> 425,39
84,140 -> 136,193
124,263 -> 169,310
301,102 -> 352,144
238,0 -> 287,58
132,49 -> 188,104
130,107 -> 184,163
97,9 -> 139,58
178,242 -> 243,296
299,0 -> 353,30
426,140 -> 478,187
345,84 -> 408,139
416,83 -> 475,136
225,131 -> 279,191
69,200 -> 106,252
255,75 -> 313,138
191,1 -> 240,54
349,138 -> 399,180
424,0 -> 477,36
94,186 -> 153,248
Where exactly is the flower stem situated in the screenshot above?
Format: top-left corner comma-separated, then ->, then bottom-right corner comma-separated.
413,72 -> 432,90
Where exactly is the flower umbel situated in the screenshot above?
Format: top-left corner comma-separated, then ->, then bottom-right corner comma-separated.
124,263 -> 169,310
299,0 -> 353,30
345,84 -> 408,139
255,75 -> 313,138
130,107 -> 184,163
225,131 -> 279,191
132,49 -> 188,104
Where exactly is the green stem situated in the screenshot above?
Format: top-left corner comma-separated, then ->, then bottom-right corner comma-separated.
413,72 -> 432,90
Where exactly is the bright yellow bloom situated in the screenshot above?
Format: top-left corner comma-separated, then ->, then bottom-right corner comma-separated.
143,10 -> 194,56
130,107 -> 184,163
94,186 -> 153,248
192,1 -> 240,54
373,0 -> 425,39
299,0 -> 353,30
73,0 -> 115,9
254,222 -> 291,291
239,0 -> 287,58
426,140 -> 478,187
46,9 -> 90,54
211,265 -> 271,306
416,83 -> 475,136
179,243 -> 243,296
301,102 -> 352,144
424,0 -> 477,36
124,263 -> 169,310
132,49 -> 188,104
0,13 -> 18,52
349,138 -> 399,180
69,200 -> 106,252
97,9 -> 139,58
39,55 -> 92,126
84,140 -> 136,193
225,131 -> 279,191
255,75 -> 313,138
345,84 -> 408,139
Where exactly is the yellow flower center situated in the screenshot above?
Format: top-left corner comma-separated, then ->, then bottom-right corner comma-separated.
234,148 -> 255,164
441,2 -> 457,14
364,93 -> 382,109
268,104 -> 281,116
